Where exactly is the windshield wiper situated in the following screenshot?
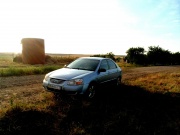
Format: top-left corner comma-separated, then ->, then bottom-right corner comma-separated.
69,67 -> 78,69
71,67 -> 91,70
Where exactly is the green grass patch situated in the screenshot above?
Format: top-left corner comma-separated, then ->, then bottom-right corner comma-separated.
0,59 -> 135,77
0,65 -> 61,77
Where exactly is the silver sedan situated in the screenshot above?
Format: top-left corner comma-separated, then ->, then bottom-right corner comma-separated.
43,57 -> 122,98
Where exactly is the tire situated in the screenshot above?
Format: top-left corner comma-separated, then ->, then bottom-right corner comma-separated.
116,76 -> 122,87
85,83 -> 96,99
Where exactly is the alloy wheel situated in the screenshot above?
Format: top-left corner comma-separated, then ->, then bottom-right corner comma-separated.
87,84 -> 96,99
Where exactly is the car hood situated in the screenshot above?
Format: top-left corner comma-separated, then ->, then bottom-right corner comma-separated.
49,68 -> 93,80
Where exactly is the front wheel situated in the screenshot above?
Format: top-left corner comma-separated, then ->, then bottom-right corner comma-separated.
116,76 -> 122,87
85,84 -> 96,99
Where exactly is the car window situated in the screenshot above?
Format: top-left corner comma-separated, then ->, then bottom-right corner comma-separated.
67,59 -> 100,71
107,59 -> 117,69
99,60 -> 109,70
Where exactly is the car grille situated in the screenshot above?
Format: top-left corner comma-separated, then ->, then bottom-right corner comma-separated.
50,78 -> 66,84
47,88 -> 78,95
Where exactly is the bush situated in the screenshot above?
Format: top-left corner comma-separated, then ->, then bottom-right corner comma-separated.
13,54 -> 22,63
91,52 -> 116,61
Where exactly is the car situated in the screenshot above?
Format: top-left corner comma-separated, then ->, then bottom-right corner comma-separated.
43,57 -> 122,98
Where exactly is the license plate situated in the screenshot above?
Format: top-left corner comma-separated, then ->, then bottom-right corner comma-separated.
48,84 -> 61,90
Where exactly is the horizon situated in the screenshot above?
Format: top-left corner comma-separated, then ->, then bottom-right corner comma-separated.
0,52 -> 126,57
0,0 -> 179,55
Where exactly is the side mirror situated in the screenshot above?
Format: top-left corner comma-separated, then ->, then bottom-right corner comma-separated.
98,68 -> 106,72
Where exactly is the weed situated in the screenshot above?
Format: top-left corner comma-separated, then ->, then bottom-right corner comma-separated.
10,98 -> 14,106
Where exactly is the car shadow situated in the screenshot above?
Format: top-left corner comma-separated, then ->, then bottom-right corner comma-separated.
57,84 -> 180,135
0,84 -> 179,135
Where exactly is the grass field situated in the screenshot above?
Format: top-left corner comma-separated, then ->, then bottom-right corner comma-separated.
0,53 -> 127,77
0,53 -> 74,77
0,53 -> 179,135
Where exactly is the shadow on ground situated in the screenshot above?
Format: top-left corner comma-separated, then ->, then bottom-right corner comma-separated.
0,84 -> 180,135
0,108 -> 56,135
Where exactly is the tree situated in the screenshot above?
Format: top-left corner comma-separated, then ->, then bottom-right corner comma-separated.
90,52 -> 116,61
106,52 -> 116,61
125,45 -> 179,66
126,47 -> 147,65
147,46 -> 171,65
172,52 -> 180,65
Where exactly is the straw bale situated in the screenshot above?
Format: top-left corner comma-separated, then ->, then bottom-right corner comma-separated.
21,38 -> 45,64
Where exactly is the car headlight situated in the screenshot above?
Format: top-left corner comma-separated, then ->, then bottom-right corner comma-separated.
44,74 -> 50,81
67,79 -> 83,85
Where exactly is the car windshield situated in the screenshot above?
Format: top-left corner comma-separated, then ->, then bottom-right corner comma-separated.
67,59 -> 100,71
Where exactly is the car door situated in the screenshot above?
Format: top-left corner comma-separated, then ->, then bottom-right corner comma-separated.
97,60 -> 110,84
107,59 -> 119,81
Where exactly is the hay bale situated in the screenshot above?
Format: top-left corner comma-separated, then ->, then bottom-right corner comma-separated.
21,38 -> 45,64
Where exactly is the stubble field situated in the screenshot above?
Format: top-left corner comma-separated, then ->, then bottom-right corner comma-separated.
0,53 -> 180,135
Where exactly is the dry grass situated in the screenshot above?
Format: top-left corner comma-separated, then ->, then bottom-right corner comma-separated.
0,54 -> 72,77
0,69 -> 180,134
0,53 -> 180,135
1,83 -> 178,135
126,70 -> 180,95
0,84 -> 54,117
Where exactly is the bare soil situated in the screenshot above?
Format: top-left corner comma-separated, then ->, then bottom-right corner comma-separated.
0,66 -> 179,109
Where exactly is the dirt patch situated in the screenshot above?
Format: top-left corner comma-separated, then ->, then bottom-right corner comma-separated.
0,75 -> 45,89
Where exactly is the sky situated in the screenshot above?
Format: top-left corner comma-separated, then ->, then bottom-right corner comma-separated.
0,0 -> 179,55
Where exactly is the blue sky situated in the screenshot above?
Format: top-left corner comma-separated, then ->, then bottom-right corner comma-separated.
0,0 -> 179,55
120,0 -> 180,39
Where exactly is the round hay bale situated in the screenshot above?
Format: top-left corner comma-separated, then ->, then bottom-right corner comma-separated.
21,38 -> 45,64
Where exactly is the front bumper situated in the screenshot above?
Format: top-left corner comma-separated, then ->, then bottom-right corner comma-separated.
43,79 -> 88,95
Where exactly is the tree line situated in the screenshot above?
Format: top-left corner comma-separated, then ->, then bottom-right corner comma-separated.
91,46 -> 180,66
124,46 -> 180,65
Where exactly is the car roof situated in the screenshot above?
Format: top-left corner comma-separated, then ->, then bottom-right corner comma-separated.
78,57 -> 110,60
